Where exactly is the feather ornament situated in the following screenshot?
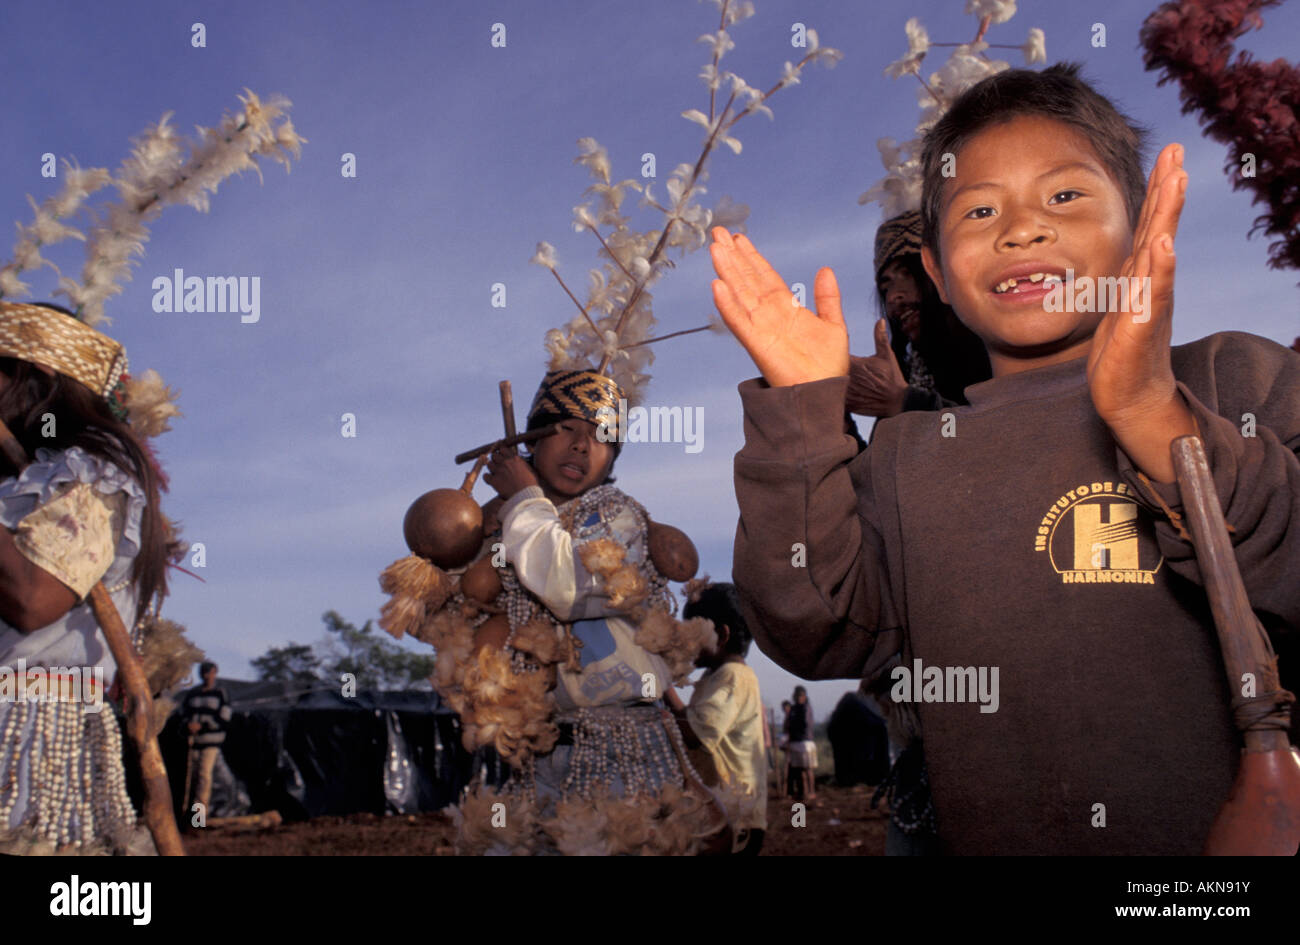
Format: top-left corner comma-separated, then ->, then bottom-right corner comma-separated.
861,8 -> 1046,218
534,2 -> 839,404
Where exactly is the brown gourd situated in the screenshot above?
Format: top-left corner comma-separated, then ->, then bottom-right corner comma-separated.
647,519 -> 698,582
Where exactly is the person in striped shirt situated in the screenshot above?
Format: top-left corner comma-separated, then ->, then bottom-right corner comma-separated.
181,661 -> 231,820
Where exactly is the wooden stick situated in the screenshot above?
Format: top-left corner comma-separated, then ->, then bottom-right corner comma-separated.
1170,434 -> 1300,855
1171,436 -> 1291,752
459,453 -> 488,492
454,423 -> 559,465
499,380 -> 517,440
0,420 -> 185,855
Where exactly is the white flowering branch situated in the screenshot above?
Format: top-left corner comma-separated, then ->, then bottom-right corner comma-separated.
0,161 -> 113,300
7,89 -> 309,327
863,7 -> 1046,219
532,0 -> 839,398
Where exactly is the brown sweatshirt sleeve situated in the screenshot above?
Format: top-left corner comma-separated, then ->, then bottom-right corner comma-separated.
1119,332 -> 1300,632
732,375 -> 899,680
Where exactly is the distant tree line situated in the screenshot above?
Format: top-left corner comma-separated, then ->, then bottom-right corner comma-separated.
250,610 -> 436,690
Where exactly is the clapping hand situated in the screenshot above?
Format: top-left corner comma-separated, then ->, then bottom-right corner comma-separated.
709,227 -> 849,387
1086,143 -> 1195,482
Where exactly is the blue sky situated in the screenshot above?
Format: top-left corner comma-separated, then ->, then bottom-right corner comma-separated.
2,0 -> 1297,717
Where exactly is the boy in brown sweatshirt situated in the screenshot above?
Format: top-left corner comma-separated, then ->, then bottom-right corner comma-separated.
708,64 -> 1299,855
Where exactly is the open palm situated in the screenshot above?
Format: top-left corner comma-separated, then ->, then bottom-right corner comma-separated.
1087,143 -> 1186,424
710,227 -> 849,387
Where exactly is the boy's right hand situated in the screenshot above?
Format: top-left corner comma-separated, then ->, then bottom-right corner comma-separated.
709,227 -> 849,387
484,446 -> 538,501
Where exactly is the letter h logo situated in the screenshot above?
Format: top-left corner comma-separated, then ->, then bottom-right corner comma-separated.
1072,501 -> 1138,570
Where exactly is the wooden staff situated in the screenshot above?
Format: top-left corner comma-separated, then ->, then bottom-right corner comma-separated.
454,424 -> 558,465
1170,435 -> 1300,856
499,380 -> 517,440
0,419 -> 185,856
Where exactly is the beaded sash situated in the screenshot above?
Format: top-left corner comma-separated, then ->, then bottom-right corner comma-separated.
0,701 -> 137,852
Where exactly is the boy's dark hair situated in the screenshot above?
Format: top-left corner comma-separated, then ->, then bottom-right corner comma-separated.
682,582 -> 752,657
920,63 -> 1149,256
200,662 -> 217,676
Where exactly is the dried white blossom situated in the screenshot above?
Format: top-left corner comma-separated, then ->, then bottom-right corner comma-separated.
965,0 -> 1016,24
682,108 -> 715,131
0,268 -> 28,298
573,138 -> 611,185
530,241 -> 558,270
573,204 -> 599,232
933,44 -> 1008,98
601,330 -> 629,363
585,179 -> 641,226
884,17 -> 930,78
585,268 -> 616,314
697,30 -> 735,61
717,0 -> 756,26
812,43 -> 844,69
710,194 -> 749,231
48,169 -> 108,221
1022,27 -> 1046,65
731,74 -> 773,120
0,160 -> 112,300
779,61 -> 801,88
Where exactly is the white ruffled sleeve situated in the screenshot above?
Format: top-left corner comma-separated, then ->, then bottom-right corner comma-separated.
0,445 -> 148,592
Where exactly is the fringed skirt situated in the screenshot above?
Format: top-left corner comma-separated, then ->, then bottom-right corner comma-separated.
455,704 -> 728,855
0,700 -> 140,855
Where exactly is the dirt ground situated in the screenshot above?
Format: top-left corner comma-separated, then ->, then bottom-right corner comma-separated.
183,779 -> 888,856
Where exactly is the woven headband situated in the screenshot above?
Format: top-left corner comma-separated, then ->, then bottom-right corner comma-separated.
527,369 -> 625,439
0,302 -> 129,401
873,209 -> 923,283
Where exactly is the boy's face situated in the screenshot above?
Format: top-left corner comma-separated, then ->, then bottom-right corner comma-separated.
921,115 -> 1133,374
530,418 -> 614,500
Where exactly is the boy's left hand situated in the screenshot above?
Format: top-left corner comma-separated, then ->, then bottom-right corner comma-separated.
1087,142 -> 1195,482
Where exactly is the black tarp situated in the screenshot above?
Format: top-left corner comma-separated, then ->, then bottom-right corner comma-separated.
152,680 -> 476,821
827,691 -> 890,787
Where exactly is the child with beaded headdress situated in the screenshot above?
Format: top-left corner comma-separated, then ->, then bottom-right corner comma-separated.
375,3 -> 847,852
0,301 -> 184,854
380,374 -> 726,855
430,368 -> 727,855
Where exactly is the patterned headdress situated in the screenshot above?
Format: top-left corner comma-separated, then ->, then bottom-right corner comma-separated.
527,369 -> 625,442
0,302 -> 129,401
873,210 -> 924,282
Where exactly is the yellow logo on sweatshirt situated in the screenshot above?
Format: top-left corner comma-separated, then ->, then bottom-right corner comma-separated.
1033,481 -> 1163,584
